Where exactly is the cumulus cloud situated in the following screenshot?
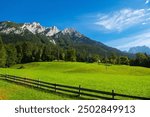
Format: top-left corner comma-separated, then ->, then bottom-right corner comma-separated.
95,8 -> 150,32
106,30 -> 150,51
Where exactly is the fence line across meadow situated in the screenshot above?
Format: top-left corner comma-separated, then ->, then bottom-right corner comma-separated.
0,74 -> 149,100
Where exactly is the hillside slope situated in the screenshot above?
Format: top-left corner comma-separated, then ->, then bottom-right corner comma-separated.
0,21 -> 128,57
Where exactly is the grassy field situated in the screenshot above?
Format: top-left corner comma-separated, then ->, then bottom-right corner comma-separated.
0,80 -> 77,100
0,62 -> 150,99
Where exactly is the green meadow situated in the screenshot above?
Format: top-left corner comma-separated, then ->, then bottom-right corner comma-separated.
0,62 -> 150,99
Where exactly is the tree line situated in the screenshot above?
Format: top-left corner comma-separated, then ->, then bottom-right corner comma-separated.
0,36 -> 150,68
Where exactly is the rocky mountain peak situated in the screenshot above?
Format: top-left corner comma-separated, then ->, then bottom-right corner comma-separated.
62,28 -> 76,34
21,22 -> 45,34
128,46 -> 150,55
61,28 -> 83,38
45,26 -> 60,37
0,21 -> 60,36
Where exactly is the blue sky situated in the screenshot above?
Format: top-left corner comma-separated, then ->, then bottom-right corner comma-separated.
1,0 -> 150,50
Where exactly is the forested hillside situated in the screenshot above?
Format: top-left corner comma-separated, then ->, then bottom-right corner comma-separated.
0,21 -> 150,68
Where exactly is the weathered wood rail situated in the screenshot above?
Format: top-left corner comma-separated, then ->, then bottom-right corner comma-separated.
0,74 -> 149,100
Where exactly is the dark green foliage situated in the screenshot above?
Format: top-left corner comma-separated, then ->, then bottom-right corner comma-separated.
0,21 -> 148,68
17,65 -> 25,69
130,53 -> 150,68
15,44 -> 23,63
91,54 -> 100,62
53,31 -> 127,58
109,53 -> 117,64
135,53 -> 148,66
0,33 -> 148,68
0,36 -> 6,67
118,56 -> 130,65
5,44 -> 17,67
21,42 -> 33,63
42,45 -> 54,61
66,48 -> 76,62
59,49 -> 65,60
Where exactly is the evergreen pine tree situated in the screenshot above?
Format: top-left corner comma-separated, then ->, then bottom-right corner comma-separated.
5,44 -> 17,67
0,36 -> 6,67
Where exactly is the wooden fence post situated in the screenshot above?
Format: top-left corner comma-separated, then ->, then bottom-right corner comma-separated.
5,74 -> 7,80
112,90 -> 115,100
24,77 -> 26,84
55,83 -> 57,92
78,85 -> 81,97
38,78 -> 40,88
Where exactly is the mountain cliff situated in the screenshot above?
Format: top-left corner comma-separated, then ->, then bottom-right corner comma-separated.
128,46 -> 150,55
0,21 -> 128,57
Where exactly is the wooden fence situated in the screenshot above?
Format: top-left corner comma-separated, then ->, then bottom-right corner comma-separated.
0,74 -> 150,100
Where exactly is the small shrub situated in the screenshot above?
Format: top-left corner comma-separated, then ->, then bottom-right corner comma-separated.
17,65 -> 25,69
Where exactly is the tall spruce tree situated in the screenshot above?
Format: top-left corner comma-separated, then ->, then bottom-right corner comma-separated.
66,48 -> 76,62
5,44 -> 17,67
0,36 -> 6,67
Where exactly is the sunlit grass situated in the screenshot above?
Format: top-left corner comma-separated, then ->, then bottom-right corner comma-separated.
0,61 -> 150,99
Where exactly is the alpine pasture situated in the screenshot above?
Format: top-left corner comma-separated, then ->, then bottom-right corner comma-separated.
0,62 -> 150,99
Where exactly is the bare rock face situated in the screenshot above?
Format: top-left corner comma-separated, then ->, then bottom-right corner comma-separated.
128,46 -> 150,55
0,21 -> 60,37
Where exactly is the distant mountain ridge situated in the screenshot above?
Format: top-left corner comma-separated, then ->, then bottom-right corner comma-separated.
0,21 -> 59,36
128,46 -> 150,55
0,21 -> 131,57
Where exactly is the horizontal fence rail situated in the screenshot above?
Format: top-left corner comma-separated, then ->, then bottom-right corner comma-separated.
0,74 -> 150,100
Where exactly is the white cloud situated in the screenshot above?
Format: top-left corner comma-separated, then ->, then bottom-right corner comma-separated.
95,8 -> 150,32
142,22 -> 147,25
145,0 -> 150,4
106,30 -> 150,51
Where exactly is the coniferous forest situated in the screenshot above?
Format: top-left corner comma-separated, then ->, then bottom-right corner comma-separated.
0,21 -> 150,68
0,35 -> 150,68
